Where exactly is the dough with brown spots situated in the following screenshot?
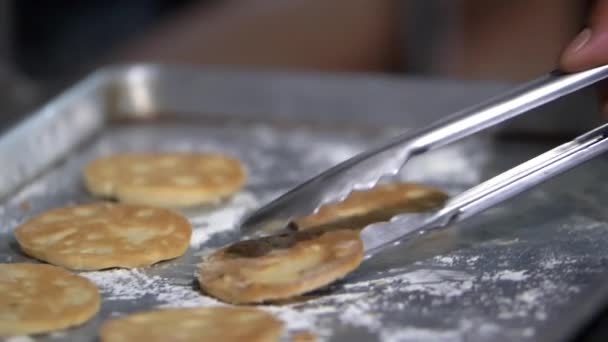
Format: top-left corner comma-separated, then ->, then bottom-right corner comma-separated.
294,182 -> 448,230
198,229 -> 363,304
0,263 -> 100,336
83,152 -> 246,208
14,203 -> 191,270
99,307 -> 283,342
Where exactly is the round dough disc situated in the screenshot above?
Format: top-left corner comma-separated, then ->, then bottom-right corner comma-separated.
0,263 -> 100,336
14,203 -> 192,270
83,152 -> 246,208
99,307 -> 283,342
294,182 -> 448,230
199,229 -> 363,303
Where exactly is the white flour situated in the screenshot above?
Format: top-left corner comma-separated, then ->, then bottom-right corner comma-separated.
431,254 -> 480,268
539,256 -> 576,270
4,337 -> 35,342
495,279 -> 566,321
185,192 -> 259,248
0,218 -> 19,234
339,302 -> 382,330
80,269 -> 215,303
434,256 -> 455,266
380,327 -> 461,342
484,270 -> 528,282
345,269 -> 475,298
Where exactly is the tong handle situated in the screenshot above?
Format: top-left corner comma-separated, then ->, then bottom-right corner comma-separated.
435,123 -> 608,226
399,66 -> 608,155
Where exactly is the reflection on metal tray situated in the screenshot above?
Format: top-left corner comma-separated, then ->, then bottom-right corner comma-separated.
1,65 -> 608,342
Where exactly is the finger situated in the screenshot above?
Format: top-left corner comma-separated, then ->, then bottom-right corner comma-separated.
560,0 -> 608,72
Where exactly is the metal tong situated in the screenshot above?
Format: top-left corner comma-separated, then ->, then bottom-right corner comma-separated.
361,121 -> 608,256
239,65 -> 608,255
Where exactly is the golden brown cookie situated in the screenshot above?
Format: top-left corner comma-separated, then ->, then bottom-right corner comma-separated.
294,182 -> 448,230
199,229 -> 363,304
99,307 -> 283,342
0,263 -> 100,336
83,152 -> 246,208
14,203 -> 191,270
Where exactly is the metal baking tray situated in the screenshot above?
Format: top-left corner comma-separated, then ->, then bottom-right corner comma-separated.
2,65 -> 608,342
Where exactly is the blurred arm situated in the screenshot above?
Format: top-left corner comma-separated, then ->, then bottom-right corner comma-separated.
446,0 -> 585,80
115,0 -> 585,79
116,0 -> 400,72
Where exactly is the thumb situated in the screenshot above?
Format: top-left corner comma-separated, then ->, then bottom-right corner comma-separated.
561,0 -> 608,72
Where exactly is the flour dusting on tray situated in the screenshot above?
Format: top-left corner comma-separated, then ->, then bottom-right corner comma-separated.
185,192 -> 259,248
2,117 -> 608,342
75,251 -> 561,341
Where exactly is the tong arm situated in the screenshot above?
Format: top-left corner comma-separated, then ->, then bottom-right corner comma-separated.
434,123 -> 608,226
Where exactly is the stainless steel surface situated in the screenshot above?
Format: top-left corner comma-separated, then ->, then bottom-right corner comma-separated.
0,75 -> 105,200
239,66 -> 608,237
2,66 -> 608,341
362,122 -> 608,255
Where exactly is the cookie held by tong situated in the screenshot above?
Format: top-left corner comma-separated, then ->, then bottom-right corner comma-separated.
294,182 -> 448,231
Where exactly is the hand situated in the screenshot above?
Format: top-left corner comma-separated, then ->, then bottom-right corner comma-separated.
560,0 -> 608,113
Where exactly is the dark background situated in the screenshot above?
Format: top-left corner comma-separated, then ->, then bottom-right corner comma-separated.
11,0 -> 201,79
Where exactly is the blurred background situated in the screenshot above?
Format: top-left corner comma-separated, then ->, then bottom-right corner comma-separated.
0,0 -> 592,132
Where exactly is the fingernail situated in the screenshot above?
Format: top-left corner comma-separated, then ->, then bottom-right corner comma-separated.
566,28 -> 592,55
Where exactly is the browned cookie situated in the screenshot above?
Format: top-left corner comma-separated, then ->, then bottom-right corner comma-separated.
84,152 -> 246,208
294,182 -> 448,230
0,263 -> 100,336
99,307 -> 283,342
14,203 -> 191,270
199,229 -> 363,304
